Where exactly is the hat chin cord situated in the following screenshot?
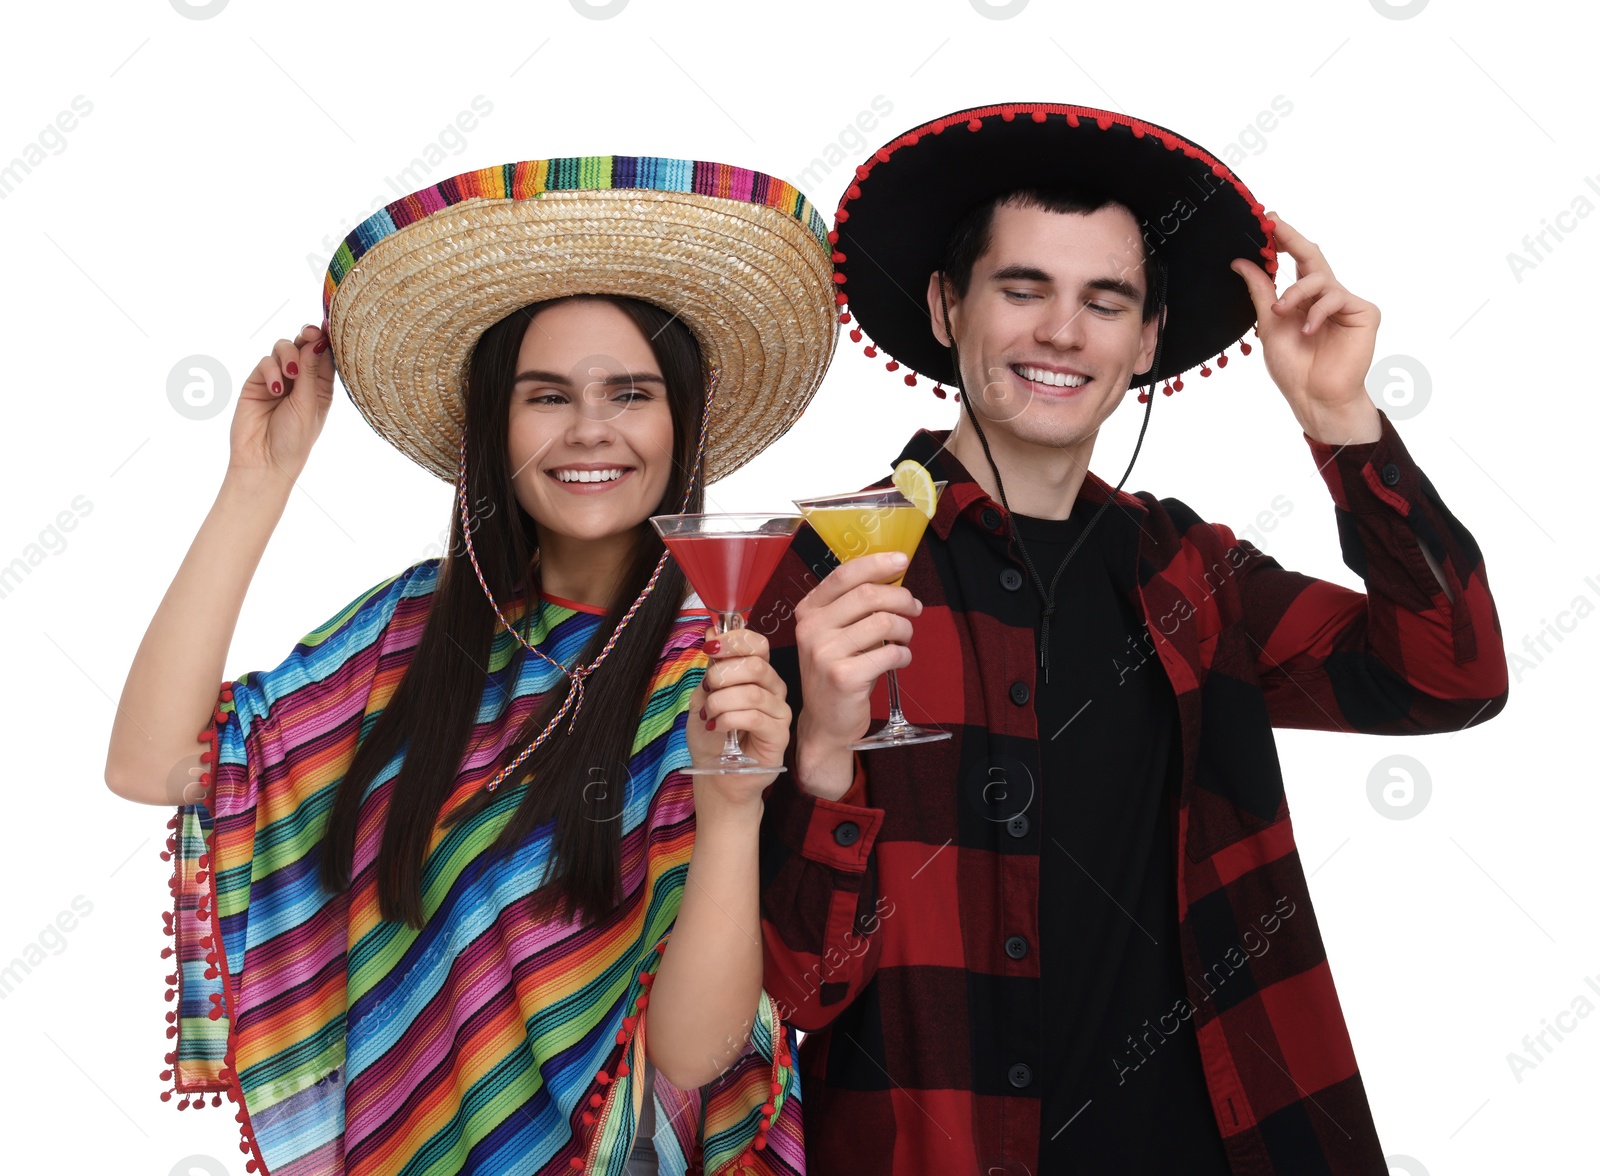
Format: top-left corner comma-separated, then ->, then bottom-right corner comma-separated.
937,262 -> 1168,683
443,365 -> 719,792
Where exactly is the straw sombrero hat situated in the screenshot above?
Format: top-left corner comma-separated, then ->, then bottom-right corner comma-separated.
319,156 -> 837,485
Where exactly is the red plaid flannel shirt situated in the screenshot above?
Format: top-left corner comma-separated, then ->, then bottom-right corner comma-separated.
753,408 -> 1509,1175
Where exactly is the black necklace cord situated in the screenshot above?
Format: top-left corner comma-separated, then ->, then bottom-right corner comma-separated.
937,256 -> 1168,682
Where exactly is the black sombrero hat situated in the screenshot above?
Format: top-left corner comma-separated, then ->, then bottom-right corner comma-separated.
831,101 -> 1278,401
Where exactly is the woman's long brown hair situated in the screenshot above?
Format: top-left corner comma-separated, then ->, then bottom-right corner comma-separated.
318,294 -> 706,931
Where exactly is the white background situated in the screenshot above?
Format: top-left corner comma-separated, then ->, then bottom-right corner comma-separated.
0,0 -> 1594,1172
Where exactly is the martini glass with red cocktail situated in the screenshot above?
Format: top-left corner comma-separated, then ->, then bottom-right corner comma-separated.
650,512 -> 804,775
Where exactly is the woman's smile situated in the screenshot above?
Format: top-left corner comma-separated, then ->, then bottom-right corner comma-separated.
545,461 -> 639,494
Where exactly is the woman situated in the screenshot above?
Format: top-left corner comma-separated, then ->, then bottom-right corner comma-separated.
104,156 -> 837,1175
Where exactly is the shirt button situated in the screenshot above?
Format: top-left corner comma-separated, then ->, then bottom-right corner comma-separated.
833,821 -> 860,847
999,567 -> 1023,592
980,507 -> 1002,531
1006,814 -> 1030,838
1381,461 -> 1401,486
1004,935 -> 1028,959
1009,681 -> 1030,706
1008,1063 -> 1033,1088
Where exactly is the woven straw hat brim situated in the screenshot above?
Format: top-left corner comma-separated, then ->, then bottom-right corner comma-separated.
328,189 -> 837,485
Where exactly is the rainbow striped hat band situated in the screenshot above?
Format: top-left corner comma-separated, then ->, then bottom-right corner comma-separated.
319,155 -> 838,486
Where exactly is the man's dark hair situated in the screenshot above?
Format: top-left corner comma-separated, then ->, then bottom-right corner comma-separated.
939,187 -> 1162,322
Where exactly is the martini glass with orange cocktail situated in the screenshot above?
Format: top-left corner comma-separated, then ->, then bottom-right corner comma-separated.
794,461 -> 951,750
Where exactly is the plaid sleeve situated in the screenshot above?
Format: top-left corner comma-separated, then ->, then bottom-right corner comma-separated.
750,542 -> 888,1032
1210,407 -> 1509,734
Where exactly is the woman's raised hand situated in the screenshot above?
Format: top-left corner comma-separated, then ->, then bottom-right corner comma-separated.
231,322 -> 338,484
686,625 -> 792,809
106,322 -> 339,806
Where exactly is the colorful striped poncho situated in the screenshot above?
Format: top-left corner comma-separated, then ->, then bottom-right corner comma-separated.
157,558 -> 804,1174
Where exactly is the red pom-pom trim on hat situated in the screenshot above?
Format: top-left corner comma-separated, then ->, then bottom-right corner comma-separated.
830,106 -> 1275,350
1239,341 -> 1252,355
1217,351 -> 1228,368
933,385 -> 947,399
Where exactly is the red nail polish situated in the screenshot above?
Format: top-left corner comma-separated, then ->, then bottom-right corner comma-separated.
285,362 -> 299,377
705,640 -> 722,655
699,706 -> 707,720
312,338 -> 328,354
271,380 -> 282,394
706,719 -> 717,731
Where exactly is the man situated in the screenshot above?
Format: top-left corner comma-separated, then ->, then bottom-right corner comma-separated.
751,103 -> 1508,1175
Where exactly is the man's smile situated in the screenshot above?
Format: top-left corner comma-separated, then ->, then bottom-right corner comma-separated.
1010,362 -> 1092,395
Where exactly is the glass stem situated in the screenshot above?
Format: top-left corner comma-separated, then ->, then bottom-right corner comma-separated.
717,611 -> 747,760
885,665 -> 908,726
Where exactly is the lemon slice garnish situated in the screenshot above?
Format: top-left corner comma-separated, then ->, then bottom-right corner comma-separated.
892,459 -> 938,520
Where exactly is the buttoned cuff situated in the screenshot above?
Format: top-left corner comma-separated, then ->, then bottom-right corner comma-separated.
773,752 -> 882,872
1303,407 -> 1418,518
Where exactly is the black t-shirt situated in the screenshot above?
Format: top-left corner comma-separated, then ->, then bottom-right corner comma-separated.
1012,500 -> 1233,1173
